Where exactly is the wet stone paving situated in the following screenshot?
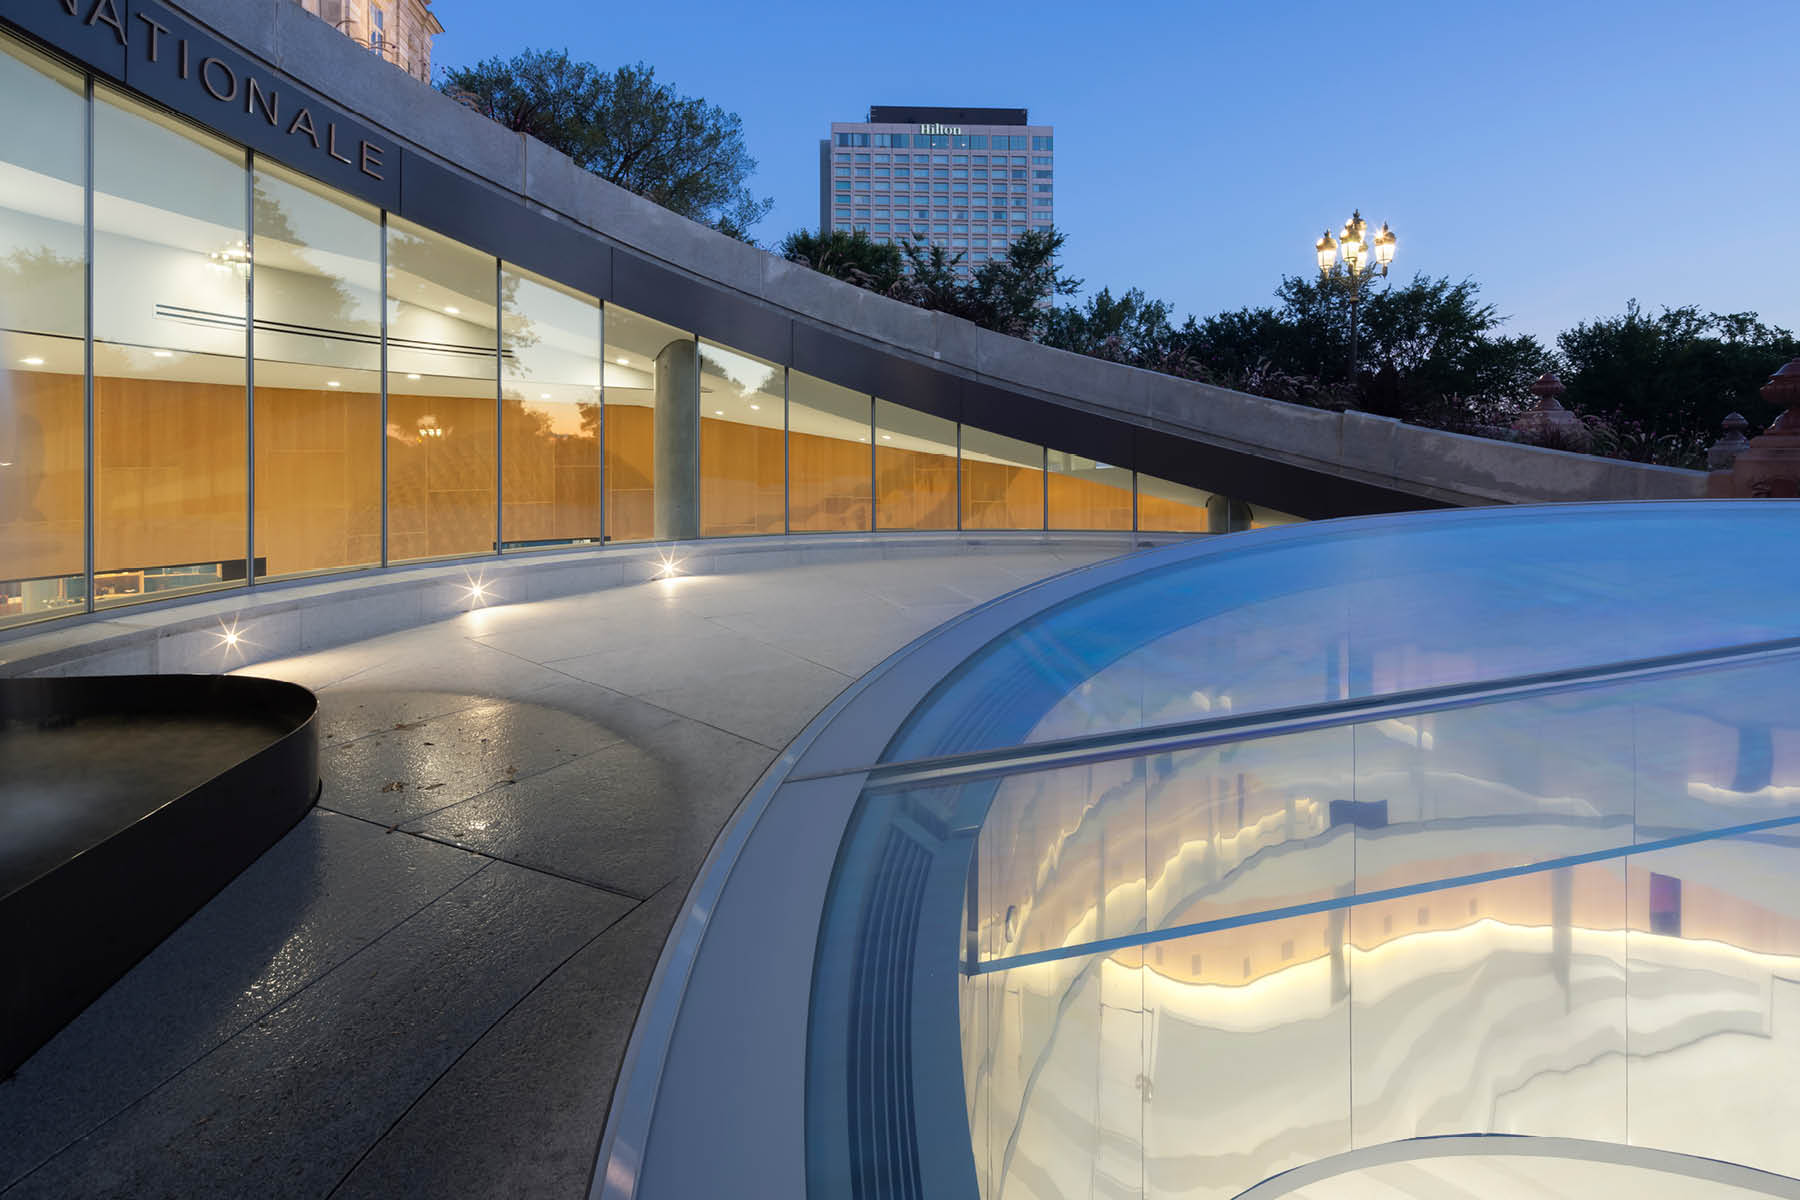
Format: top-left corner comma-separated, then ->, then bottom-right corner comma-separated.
0,542 -> 1128,1200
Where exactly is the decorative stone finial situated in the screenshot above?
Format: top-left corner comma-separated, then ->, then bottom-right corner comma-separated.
1528,372 -> 1567,411
1709,412 -> 1751,471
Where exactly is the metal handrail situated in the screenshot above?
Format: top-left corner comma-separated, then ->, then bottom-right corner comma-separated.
821,632 -> 1800,795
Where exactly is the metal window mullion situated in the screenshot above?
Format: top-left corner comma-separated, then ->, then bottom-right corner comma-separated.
494,258 -> 503,554
954,421 -> 962,533
1041,444 -> 1048,532
782,366 -> 790,535
244,150 -> 256,586
379,211 -> 389,567
82,75 -> 95,613
868,395 -> 877,532
604,300 -> 612,543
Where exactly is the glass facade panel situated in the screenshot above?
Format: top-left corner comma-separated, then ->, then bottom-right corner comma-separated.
1136,472 -> 1218,533
0,35 -> 86,625
874,399 -> 956,531
501,265 -> 600,549
603,305 -> 691,543
1626,829 -> 1800,1176
1349,865 -> 1627,1148
959,425 -> 1041,530
787,372 -> 870,532
385,216 -> 498,561
1143,911 -> 1351,1200
92,89 -> 248,606
699,339 -> 783,536
1046,450 -> 1130,531
252,161 -> 382,577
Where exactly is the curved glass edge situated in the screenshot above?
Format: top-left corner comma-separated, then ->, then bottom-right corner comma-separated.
881,503 -> 1800,764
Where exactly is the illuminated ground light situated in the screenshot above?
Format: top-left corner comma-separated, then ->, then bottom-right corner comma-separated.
463,572 -> 495,607
652,552 -> 684,580
215,618 -> 249,656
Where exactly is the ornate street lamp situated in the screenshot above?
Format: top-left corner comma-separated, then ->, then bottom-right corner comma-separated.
1313,209 -> 1396,381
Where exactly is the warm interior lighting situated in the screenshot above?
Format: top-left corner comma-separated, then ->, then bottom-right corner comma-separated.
539,392 -> 551,400
444,305 -> 460,315
19,356 -> 44,366
152,350 -> 173,358
714,409 -> 724,416
326,380 -> 341,388
406,372 -> 421,380
749,403 -> 760,411
616,356 -> 629,365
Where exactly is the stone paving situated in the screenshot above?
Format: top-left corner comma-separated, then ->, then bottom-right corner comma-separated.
0,541 -> 1130,1200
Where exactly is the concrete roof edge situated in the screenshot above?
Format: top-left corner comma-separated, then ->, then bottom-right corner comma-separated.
160,0 -> 1708,508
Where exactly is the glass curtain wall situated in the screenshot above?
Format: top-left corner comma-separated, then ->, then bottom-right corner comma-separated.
1137,473 -> 1221,533
0,29 -> 1311,632
0,37 -> 86,627
875,398 -> 957,531
386,215 -> 498,561
1046,451 -> 1131,531
788,371 -> 870,532
699,339 -> 784,537
960,425 -> 1043,530
92,88 -> 248,606
252,161 -> 383,577
604,305 -> 691,543
501,265 -> 601,549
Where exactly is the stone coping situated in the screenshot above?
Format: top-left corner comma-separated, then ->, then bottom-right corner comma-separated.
0,531 -> 1175,680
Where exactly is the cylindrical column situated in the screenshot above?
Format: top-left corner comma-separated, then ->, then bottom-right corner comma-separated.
653,336 -> 700,541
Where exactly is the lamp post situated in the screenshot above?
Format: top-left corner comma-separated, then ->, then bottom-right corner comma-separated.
1314,210 -> 1396,381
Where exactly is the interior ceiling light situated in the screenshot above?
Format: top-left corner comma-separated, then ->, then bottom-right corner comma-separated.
406,372 -> 421,380
19,356 -> 44,365
615,356 -> 629,365
444,306 -> 460,315
152,350 -> 173,358
326,380 -> 341,388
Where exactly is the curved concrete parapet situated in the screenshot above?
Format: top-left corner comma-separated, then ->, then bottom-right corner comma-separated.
155,0 -> 1701,512
1,674 -> 319,1077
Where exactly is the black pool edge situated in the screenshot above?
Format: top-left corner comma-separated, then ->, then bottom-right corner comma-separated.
0,674 -> 320,1079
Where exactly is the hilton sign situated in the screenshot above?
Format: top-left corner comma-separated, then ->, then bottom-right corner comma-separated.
918,123 -> 962,135
2,0 -> 401,208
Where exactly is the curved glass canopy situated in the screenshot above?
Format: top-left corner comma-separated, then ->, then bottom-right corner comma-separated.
805,502 -> 1800,1200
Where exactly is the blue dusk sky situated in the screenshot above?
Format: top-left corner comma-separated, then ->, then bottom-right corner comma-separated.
433,0 -> 1800,345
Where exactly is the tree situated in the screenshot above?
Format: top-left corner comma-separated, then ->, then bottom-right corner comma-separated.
441,51 -> 772,241
1191,273 -> 1545,424
778,229 -> 904,295
960,230 -> 1082,339
1556,301 -> 1798,435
